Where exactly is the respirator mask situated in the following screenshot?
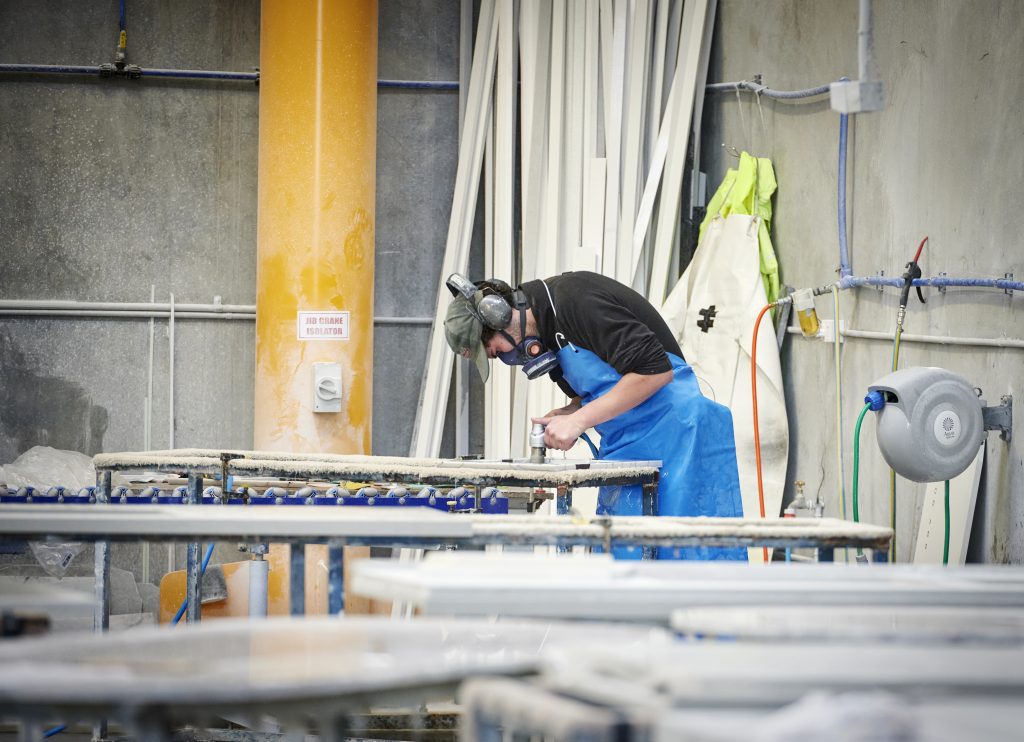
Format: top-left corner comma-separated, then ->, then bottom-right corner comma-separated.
498,335 -> 559,380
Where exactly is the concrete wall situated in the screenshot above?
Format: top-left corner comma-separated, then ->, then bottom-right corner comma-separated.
0,0 -> 469,465
0,1 -> 469,585
0,0 -> 260,460
702,0 -> 1023,562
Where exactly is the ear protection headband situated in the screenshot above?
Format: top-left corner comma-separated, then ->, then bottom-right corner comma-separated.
446,273 -> 519,330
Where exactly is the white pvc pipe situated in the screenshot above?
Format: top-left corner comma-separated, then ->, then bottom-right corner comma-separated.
249,557 -> 269,618
858,0 -> 874,82
0,305 -> 430,324
146,286 -> 156,450
787,326 -> 1024,350
844,327 -> 1024,350
144,285 -> 155,586
0,299 -> 254,313
0,309 -> 255,319
168,293 -> 175,450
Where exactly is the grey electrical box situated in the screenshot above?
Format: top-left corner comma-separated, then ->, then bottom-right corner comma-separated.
830,79 -> 885,113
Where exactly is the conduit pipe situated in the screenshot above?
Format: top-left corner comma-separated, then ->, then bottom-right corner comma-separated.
1,63 -> 456,91
168,293 -> 175,450
0,63 -> 259,82
0,300 -> 253,313
858,0 -> 876,83
0,310 -> 254,320
838,113 -> 852,279
0,300 -> 431,324
787,325 -> 1024,351
704,80 -> 831,100
378,79 -> 458,90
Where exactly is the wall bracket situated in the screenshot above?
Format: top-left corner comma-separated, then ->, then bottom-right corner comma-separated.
982,395 -> 1013,442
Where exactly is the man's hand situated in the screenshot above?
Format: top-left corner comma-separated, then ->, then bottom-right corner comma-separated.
532,412 -> 586,451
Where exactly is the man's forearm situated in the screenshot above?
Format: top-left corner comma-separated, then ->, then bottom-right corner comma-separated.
572,371 -> 672,429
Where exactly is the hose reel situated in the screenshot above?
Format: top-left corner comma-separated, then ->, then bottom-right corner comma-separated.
867,367 -> 1012,483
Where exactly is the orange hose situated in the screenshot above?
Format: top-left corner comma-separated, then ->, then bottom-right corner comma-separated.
751,302 -> 775,563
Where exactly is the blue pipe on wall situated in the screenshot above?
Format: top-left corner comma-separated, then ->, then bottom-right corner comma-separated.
0,63 -> 258,82
840,275 -> 1023,292
140,67 -> 258,81
0,64 -> 101,75
838,112 -> 851,279
378,79 -> 458,90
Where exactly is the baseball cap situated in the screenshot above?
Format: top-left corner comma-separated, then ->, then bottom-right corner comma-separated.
444,295 -> 490,381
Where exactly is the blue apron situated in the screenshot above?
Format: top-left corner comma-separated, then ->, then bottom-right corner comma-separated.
557,342 -> 747,561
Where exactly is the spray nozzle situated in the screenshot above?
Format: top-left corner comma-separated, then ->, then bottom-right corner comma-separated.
899,236 -> 929,309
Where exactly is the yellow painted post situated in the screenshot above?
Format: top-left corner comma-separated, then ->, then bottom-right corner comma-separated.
256,0 -> 378,614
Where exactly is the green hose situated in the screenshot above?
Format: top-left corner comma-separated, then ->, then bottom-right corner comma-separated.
851,401 -> 873,562
944,479 -> 951,566
851,402 -> 872,524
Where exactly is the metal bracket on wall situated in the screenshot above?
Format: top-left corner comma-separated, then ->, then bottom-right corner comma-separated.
1006,273 -> 1015,297
775,285 -> 793,350
982,395 -> 1013,442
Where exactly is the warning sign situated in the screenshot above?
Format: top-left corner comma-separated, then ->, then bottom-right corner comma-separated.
297,311 -> 350,340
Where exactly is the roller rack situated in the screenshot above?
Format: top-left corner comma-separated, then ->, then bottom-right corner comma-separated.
94,448 -> 664,626
0,449 -> 893,633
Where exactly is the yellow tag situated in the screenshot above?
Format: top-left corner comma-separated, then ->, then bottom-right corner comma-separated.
119,30 -> 127,49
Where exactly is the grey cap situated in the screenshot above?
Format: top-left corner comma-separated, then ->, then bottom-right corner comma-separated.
444,295 -> 489,381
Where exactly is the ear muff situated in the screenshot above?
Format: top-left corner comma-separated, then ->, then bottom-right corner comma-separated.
444,273 -> 520,331
476,293 -> 513,330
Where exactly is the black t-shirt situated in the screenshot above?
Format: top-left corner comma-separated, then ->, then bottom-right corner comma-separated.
519,271 -> 682,398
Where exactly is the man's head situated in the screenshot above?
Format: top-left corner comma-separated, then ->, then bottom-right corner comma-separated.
443,278 -> 517,381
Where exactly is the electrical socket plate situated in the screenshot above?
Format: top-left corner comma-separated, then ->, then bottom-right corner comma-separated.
818,319 -> 845,344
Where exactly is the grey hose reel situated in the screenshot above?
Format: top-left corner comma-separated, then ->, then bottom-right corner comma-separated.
867,367 -> 1011,482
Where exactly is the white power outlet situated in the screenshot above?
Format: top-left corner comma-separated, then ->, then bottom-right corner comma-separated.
818,319 -> 845,344
313,362 -> 342,413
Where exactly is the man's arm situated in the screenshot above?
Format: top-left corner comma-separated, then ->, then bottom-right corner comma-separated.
541,397 -> 581,418
533,370 -> 672,450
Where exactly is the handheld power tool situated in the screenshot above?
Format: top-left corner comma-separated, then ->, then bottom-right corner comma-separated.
529,422 -> 546,464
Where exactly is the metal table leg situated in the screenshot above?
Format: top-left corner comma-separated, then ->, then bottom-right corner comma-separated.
556,486 -> 572,554
555,484 -> 573,515
290,545 -> 305,615
642,475 -> 660,560
185,473 -> 203,624
328,542 -> 344,615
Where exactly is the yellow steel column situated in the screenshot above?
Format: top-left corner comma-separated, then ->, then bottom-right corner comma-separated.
256,0 -> 377,454
256,0 -> 377,614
